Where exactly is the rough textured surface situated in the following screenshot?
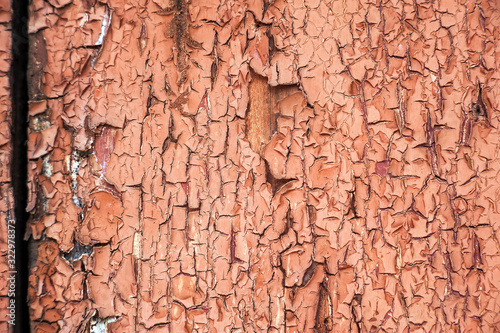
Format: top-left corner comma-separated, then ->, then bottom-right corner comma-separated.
0,0 -> 14,331
27,0 -> 500,332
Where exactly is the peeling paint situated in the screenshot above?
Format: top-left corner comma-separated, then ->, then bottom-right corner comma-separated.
89,316 -> 118,333
95,6 -> 111,47
26,0 -> 500,331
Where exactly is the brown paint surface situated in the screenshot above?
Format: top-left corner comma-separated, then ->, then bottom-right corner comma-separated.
26,0 -> 500,332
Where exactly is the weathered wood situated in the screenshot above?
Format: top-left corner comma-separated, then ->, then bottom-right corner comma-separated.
26,0 -> 500,331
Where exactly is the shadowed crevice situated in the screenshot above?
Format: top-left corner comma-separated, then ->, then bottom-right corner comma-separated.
10,0 -> 30,331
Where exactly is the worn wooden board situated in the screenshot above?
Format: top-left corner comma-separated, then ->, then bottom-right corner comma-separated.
26,0 -> 500,331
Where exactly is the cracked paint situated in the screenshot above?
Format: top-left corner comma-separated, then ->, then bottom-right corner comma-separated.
26,0 -> 500,332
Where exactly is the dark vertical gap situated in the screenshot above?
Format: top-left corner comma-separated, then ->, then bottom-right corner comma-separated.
10,0 -> 30,332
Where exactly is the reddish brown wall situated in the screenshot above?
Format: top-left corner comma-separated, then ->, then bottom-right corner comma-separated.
27,0 -> 500,332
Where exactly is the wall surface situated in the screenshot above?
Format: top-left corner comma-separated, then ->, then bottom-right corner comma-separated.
27,0 -> 500,332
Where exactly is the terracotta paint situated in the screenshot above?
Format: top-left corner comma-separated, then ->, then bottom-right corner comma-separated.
25,0 -> 500,332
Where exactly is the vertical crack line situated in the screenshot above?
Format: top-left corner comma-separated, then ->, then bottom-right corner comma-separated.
10,0 -> 29,332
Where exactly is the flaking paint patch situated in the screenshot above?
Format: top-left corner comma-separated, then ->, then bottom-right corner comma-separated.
89,316 -> 118,333
132,232 -> 141,259
70,150 -> 83,208
95,6 -> 111,47
41,155 -> 52,177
